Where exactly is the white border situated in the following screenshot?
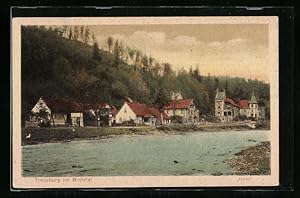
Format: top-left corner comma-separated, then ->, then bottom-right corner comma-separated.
12,16 -> 279,188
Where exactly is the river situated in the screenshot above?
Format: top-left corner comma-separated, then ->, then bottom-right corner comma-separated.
22,130 -> 269,176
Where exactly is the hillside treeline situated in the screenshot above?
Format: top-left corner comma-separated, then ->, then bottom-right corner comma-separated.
21,26 -> 270,123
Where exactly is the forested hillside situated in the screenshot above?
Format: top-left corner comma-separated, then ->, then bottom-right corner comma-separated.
21,26 -> 270,123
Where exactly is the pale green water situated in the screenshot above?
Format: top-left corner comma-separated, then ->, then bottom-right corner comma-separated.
22,130 -> 269,176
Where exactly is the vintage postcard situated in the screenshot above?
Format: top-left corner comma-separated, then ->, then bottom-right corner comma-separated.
12,16 -> 279,188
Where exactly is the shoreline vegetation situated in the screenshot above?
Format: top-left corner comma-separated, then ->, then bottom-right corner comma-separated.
22,123 -> 270,146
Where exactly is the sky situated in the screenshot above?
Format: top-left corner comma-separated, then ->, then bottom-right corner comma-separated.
89,24 -> 269,82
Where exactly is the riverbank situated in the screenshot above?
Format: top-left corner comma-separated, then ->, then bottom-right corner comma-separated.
225,141 -> 271,175
22,124 -> 269,145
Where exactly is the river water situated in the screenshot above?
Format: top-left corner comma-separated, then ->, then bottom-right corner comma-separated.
22,130 -> 269,177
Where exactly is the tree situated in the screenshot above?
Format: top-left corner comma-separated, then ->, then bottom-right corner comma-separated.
154,88 -> 171,110
73,26 -> 79,41
148,56 -> 154,69
189,66 -> 193,75
163,63 -> 173,76
128,48 -> 135,64
32,108 -> 51,127
92,42 -> 101,61
107,36 -> 114,52
92,33 -> 96,44
113,40 -> 121,65
84,26 -> 90,44
225,79 -> 228,91
192,67 -> 202,82
214,78 -> 219,91
68,27 -> 73,40
80,25 -> 85,42
135,50 -> 141,66
141,55 -> 149,70
62,25 -> 68,37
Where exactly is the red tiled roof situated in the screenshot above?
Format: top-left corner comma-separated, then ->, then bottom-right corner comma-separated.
126,102 -> 169,120
163,99 -> 193,110
111,106 -> 118,116
225,97 -> 239,108
127,102 -> 150,116
238,100 -> 249,109
148,107 -> 170,120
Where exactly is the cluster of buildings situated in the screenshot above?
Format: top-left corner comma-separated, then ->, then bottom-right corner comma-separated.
29,97 -> 117,127
214,89 -> 265,122
27,90 -> 265,128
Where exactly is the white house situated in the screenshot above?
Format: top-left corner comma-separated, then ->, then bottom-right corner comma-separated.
30,97 -> 84,127
115,101 -> 169,125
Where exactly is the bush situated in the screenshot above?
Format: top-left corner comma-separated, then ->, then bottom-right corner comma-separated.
170,115 -> 183,124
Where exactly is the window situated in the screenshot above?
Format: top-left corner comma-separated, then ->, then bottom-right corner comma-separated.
181,109 -> 184,114
124,108 -> 127,113
228,111 -> 231,116
218,106 -> 221,109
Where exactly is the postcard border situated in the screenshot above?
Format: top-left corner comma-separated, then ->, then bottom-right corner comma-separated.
11,16 -> 279,189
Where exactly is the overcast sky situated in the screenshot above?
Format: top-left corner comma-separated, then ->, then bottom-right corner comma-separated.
89,24 -> 269,82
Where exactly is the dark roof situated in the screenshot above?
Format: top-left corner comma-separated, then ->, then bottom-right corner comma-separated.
43,98 -> 84,113
39,97 -> 116,113
163,99 -> 194,110
225,97 -> 239,108
215,90 -> 226,100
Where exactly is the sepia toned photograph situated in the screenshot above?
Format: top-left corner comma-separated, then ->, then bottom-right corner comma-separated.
12,17 -> 279,188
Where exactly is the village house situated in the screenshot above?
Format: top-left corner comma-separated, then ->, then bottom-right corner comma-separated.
163,94 -> 199,124
215,89 -> 265,122
115,101 -> 170,125
215,89 -> 240,122
238,92 -> 265,119
30,97 -> 84,127
83,103 -> 118,127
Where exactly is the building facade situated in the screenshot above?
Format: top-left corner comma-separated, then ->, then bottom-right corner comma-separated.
115,102 -> 169,125
163,98 -> 199,123
215,89 -> 239,122
215,90 -> 265,122
238,92 -> 265,119
30,97 -> 84,127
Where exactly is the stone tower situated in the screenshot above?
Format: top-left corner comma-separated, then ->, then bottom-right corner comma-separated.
215,89 -> 226,118
249,91 -> 259,118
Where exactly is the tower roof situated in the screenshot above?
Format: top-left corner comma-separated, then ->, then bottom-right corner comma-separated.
249,92 -> 258,103
215,89 -> 226,100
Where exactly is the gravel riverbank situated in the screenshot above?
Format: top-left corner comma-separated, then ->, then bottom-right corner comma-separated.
225,141 -> 270,175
